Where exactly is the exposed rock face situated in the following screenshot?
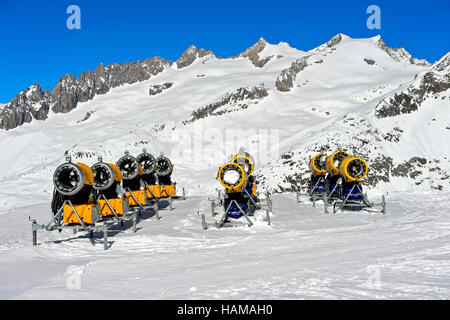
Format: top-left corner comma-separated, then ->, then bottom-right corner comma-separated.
184,85 -> 268,124
364,58 -> 375,65
231,37 -> 273,68
149,82 -> 173,95
375,37 -> 430,66
375,55 -> 450,118
1,57 -> 169,129
326,33 -> 345,47
0,83 -> 50,130
176,45 -> 215,69
275,56 -> 310,92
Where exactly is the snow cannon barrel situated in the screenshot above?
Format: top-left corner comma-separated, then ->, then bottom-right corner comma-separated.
53,161 -> 94,204
218,163 -> 248,193
116,152 -> 143,191
137,150 -> 157,185
326,150 -> 349,176
91,158 -> 122,198
155,154 -> 173,185
338,156 -> 368,182
309,153 -> 327,176
232,152 -> 254,177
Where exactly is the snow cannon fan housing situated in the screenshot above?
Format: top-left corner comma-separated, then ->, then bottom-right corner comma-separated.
91,161 -> 123,199
137,151 -> 157,185
218,163 -> 248,193
326,150 -> 349,176
309,153 -> 327,176
155,155 -> 173,185
116,154 -> 143,191
232,152 -> 254,177
338,156 -> 368,182
53,162 -> 94,204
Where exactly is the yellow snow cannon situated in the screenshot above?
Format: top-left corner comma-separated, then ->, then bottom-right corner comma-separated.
137,149 -> 157,185
309,153 -> 328,176
52,157 -> 100,225
232,151 -> 257,196
326,150 -> 349,176
338,156 -> 368,182
116,151 -> 146,207
91,157 -> 128,217
218,162 -> 248,193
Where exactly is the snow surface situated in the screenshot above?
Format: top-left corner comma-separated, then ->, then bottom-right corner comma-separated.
0,35 -> 449,299
1,192 -> 450,299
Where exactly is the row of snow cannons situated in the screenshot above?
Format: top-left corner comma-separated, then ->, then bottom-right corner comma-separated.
298,150 -> 386,214
30,149 -> 186,250
201,149 -> 272,229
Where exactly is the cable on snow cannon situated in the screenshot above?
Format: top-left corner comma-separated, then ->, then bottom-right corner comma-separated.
307,153 -> 327,195
116,151 -> 147,208
50,155 -> 101,225
91,156 -> 128,218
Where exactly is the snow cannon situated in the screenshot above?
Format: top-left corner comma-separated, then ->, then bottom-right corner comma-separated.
117,151 -> 146,207
218,163 -> 248,193
232,150 -> 257,197
307,152 -> 328,195
137,149 -> 157,185
338,156 -> 368,182
325,150 -> 349,176
155,153 -> 173,185
309,153 -> 327,176
322,150 -> 350,199
137,152 -> 176,199
51,156 -> 100,225
91,157 -> 128,217
53,158 -> 94,204
217,150 -> 259,220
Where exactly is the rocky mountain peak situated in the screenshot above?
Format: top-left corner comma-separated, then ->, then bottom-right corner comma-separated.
375,37 -> 430,66
176,45 -> 215,69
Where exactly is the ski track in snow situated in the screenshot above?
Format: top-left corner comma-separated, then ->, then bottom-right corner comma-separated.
1,192 -> 449,299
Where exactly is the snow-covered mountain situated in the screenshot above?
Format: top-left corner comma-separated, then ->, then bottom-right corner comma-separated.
1,34 -> 450,300
0,34 -> 449,200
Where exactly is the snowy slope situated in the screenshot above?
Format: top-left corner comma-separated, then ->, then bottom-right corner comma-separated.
1,193 -> 450,299
0,34 -> 449,299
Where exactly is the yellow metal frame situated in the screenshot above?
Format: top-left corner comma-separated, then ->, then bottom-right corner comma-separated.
63,203 -> 98,224
126,190 -> 147,206
145,184 -> 176,198
339,156 -> 368,182
98,198 -> 126,216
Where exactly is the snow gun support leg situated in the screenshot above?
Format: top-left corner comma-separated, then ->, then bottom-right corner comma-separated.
218,200 -> 253,228
333,184 -> 386,214
30,200 -> 111,250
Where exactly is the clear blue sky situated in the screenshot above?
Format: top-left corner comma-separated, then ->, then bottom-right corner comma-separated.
0,0 -> 449,103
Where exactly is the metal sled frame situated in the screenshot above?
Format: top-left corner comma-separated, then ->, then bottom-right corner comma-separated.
201,190 -> 272,230
30,199 -> 113,250
296,184 -> 386,215
333,184 -> 386,214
